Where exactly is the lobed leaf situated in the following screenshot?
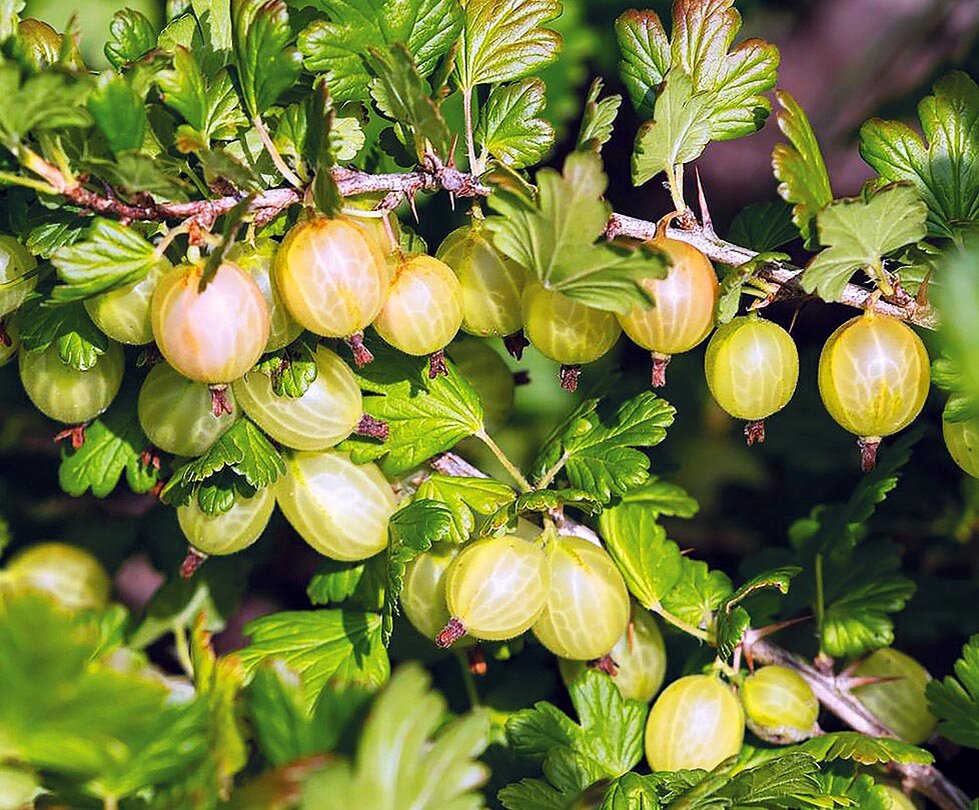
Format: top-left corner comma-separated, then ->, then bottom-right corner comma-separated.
18,297 -> 108,371
926,634 -> 979,749
87,72 -> 147,156
576,78 -> 622,155
104,8 -> 157,68
413,474 -> 516,544
231,0 -> 302,119
475,78 -> 555,169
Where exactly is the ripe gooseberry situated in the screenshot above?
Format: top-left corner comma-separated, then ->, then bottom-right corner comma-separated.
151,261 -> 269,385
83,256 -> 171,345
942,415 -> 979,477
645,674 -> 745,772
2,542 -> 110,611
233,345 -> 365,451
740,665 -> 818,743
447,337 -> 515,432
618,236 -> 718,387
704,314 -> 799,444
137,362 -> 238,456
559,603 -> 667,703
177,486 -> 274,560
0,316 -> 19,367
532,536 -> 629,660
521,283 -> 621,391
819,311 -> 929,471
19,340 -> 124,426
227,237 -> 303,352
852,648 -> 936,745
435,223 -> 526,340
401,544 -> 472,647
273,216 -> 390,365
275,450 -> 396,561
436,535 -> 551,646
372,253 -> 464,377
0,235 -> 37,317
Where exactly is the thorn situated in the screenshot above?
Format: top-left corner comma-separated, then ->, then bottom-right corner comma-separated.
355,413 -> 389,441
428,349 -> 448,378
559,365 -> 581,392
346,332 -> 374,367
54,424 -> 86,450
858,436 -> 880,472
179,547 -> 208,578
695,167 -> 715,237
448,191 -> 456,211
744,419 -> 766,445
467,646 -> 487,676
843,674 -> 905,690
651,352 -> 671,388
435,617 -> 466,648
504,330 -> 529,360
408,191 -> 419,223
209,385 -> 234,417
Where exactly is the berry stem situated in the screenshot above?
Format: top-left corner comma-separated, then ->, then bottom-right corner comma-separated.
435,617 -> 467,648
504,330 -> 529,360
651,352 -> 671,388
345,332 -> 374,367
858,436 -> 881,472
53,424 -> 86,450
209,385 -> 234,417
744,419 -> 766,445
355,414 -> 389,441
428,349 -> 448,379
559,364 -> 581,392
179,547 -> 208,578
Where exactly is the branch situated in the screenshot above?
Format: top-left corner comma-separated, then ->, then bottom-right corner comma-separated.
429,449 -> 969,810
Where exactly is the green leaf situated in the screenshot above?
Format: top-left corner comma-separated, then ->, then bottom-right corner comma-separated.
298,0 -> 463,104
618,476 -> 699,518
935,243 -> 979,425
18,298 -> 108,371
129,570 -> 237,649
794,731 -> 933,766
157,47 -> 247,142
727,201 -> 797,253
600,772 -> 661,810
366,44 -> 450,160
487,488 -> 601,532
253,338 -> 319,398
661,557 -> 732,633
615,9 -> 669,120
0,63 -> 91,147
87,72 -> 146,156
239,609 -> 389,713
59,389 -> 160,498
457,0 -> 561,89
307,555 -> 386,611
338,338 -> 483,476
861,71 -> 979,238
50,219 -> 160,303
485,151 -> 667,314
802,184 -> 928,302
231,0 -> 302,119
475,78 -> 555,169
413,474 -> 516,544
926,634 -> 979,749
715,567 -> 800,658
105,8 -> 158,69
161,419 -> 286,514
532,390 -> 675,502
772,91 -> 833,249
299,664 -> 490,810
576,78 -> 621,155
933,354 -> 979,422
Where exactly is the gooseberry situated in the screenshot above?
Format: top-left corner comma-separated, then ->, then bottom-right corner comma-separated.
704,314 -> 799,444
645,674 -> 745,772
84,256 -> 171,345
227,237 -> 303,352
137,361 -> 238,457
3,542 -> 110,611
275,450 -> 396,561
852,648 -> 936,744
740,665 -> 818,743
435,224 -> 526,339
273,216 -> 389,365
521,283 -> 621,391
447,337 -> 515,432
437,535 -> 550,646
19,340 -> 124,425
0,235 -> 37,317
401,544 -> 472,647
532,536 -> 629,660
177,486 -> 274,556
618,237 -> 718,387
942,415 -> 979,477
818,312 -> 930,471
151,261 -> 269,384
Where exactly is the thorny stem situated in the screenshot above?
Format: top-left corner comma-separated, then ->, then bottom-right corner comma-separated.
474,429 -> 533,492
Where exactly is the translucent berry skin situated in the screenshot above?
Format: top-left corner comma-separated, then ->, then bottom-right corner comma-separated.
233,345 -> 362,451
137,362 -> 238,457
618,238 -> 718,354
372,253 -> 464,356
177,487 -> 275,556
645,675 -> 745,772
943,416 -> 979,477
84,257 -> 171,345
273,216 -> 390,338
401,544 -> 472,647
704,315 -> 799,421
228,238 -> 303,352
532,536 -> 630,660
447,337 -> 515,432
435,224 -> 526,337
151,261 -> 269,384
444,535 -> 551,641
853,648 -> 936,744
560,604 -> 667,703
881,785 -> 918,810
522,283 -> 621,365
0,317 -> 19,367
741,665 -> 818,742
19,341 -> 124,424
4,542 -> 110,611
818,313 -> 929,439
275,450 -> 396,561
0,235 -> 37,317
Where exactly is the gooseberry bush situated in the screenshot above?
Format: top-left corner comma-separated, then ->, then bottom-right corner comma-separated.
1,0 -> 979,808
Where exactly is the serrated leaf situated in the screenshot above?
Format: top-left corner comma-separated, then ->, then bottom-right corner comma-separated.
231,0 -> 302,119
935,241 -> 979,423
576,78 -> 621,155
772,91 -> 833,249
253,339 -> 318,398
413,473 -> 516,544
25,212 -> 86,259
0,63 -> 91,147
105,8 -> 157,68
861,71 -> 979,238
457,0 -> 561,89
661,557 -> 732,633
50,218 -> 159,303
87,72 -> 146,156
307,556 -> 386,611
933,354 -> 979,422
727,201 -> 797,253
475,78 -> 555,169
615,9 -> 669,120
618,477 -> 699,518
533,390 -> 675,502
157,47 -> 247,142
486,488 -> 601,532
926,634 -> 979,748
239,610 -> 389,712
298,0 -> 463,105
802,184 -> 928,301
795,731 -> 932,766
18,297 -> 108,371
715,567 -> 800,658
338,338 -> 483,476
486,151 -> 666,313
